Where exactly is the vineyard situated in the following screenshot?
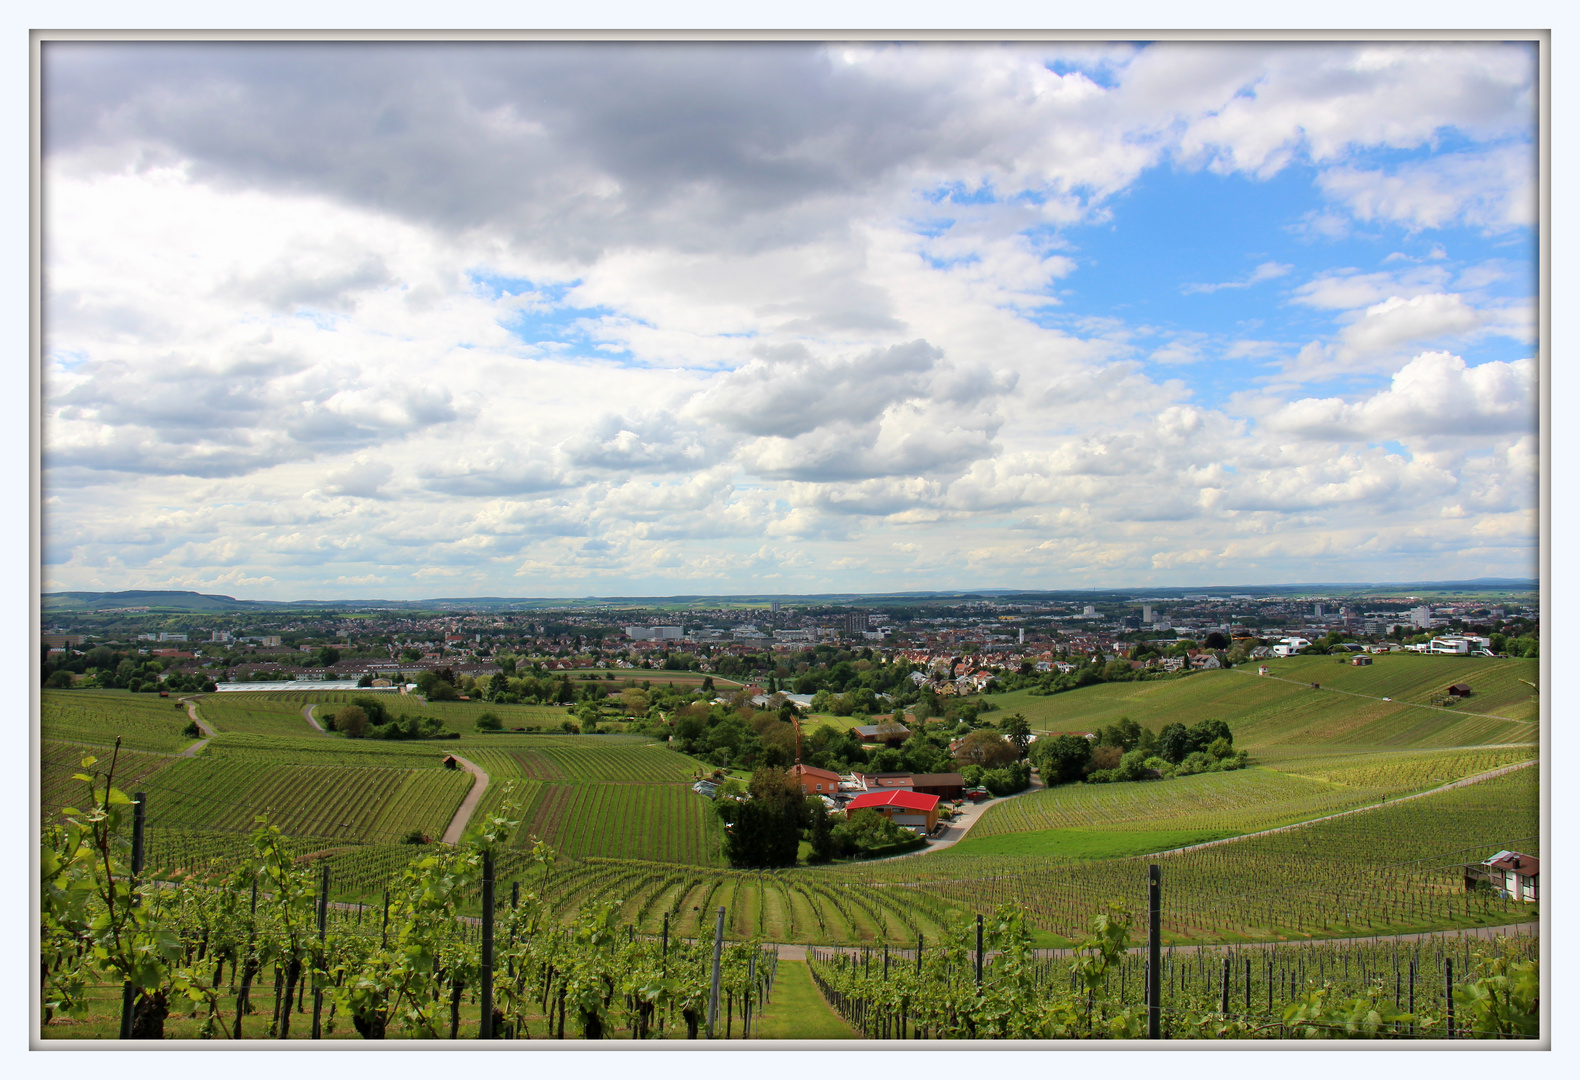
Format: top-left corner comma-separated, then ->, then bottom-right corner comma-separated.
993,654 -> 1538,749
39,768 -> 1538,1041
42,690 -> 197,753
132,757 -> 474,844
1258,746 -> 1536,790
805,909 -> 1537,1040
846,768 -> 1538,945
42,788 -> 782,1040
198,694 -> 322,736
965,768 -> 1385,842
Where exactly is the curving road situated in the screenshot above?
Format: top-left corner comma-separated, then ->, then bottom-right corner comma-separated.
440,756 -> 490,845
302,702 -> 326,733
178,697 -> 216,756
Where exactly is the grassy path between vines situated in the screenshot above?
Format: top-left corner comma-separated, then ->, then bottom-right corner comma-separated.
751,959 -> 857,1040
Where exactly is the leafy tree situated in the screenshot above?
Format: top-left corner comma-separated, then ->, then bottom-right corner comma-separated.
1093,717 -> 1142,752
336,705 -> 370,738
953,730 -> 1017,769
999,713 -> 1032,759
1032,734 -> 1093,785
474,712 -> 503,732
1158,723 -> 1192,764
831,807 -> 911,855
806,797 -> 839,863
718,767 -> 806,868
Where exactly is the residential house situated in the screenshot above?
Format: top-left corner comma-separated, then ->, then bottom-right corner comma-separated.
791,763 -> 842,798
1473,851 -> 1539,902
845,790 -> 941,835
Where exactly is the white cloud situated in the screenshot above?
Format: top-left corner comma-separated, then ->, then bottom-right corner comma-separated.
1318,143 -> 1536,233
1181,261 -> 1291,295
37,42 -> 1539,593
1264,351 -> 1536,443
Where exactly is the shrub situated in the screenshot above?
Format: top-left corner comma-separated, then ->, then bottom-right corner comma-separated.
181,720 -> 202,739
474,712 -> 503,732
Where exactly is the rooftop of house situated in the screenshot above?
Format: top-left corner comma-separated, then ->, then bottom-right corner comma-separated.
847,790 -> 940,813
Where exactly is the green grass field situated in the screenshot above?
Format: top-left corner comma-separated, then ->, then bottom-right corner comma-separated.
990,654 -> 1537,749
751,960 -> 857,1039
947,826 -> 1240,860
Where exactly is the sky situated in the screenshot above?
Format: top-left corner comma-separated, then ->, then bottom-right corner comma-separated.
38,39 -> 1541,599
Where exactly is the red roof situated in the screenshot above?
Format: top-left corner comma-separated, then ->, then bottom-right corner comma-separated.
847,790 -> 940,813
1488,852 -> 1539,875
792,764 -> 840,782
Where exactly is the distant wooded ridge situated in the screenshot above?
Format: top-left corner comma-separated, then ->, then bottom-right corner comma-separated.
41,580 -> 1539,614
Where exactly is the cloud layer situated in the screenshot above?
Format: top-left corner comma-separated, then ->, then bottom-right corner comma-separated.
41,41 -> 1539,595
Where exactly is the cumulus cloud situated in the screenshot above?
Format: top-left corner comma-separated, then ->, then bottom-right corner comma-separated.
38,41 -> 1539,593
1318,143 -> 1537,233
1264,352 -> 1536,443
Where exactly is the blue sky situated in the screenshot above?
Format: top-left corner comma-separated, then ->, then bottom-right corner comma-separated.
39,40 -> 1539,597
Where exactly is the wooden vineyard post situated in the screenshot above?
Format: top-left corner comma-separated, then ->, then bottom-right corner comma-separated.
480,849 -> 495,1039
118,791 -> 148,1040
311,864 -> 329,1038
975,913 -> 984,986
708,906 -> 725,1038
1409,958 -> 1416,1037
1245,958 -> 1251,1012
1147,864 -> 1161,1040
1445,958 -> 1454,1039
916,934 -> 924,976
381,889 -> 390,949
1220,955 -> 1230,1015
746,953 -> 756,1039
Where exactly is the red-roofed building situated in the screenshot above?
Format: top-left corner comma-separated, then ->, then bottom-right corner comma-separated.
791,763 -> 842,797
1485,851 -> 1539,902
846,790 -> 940,834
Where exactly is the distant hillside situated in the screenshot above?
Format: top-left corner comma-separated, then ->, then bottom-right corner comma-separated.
42,590 -> 273,612
41,578 -> 1538,614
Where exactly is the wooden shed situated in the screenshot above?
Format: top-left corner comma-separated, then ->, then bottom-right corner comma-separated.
1447,684 -> 1473,698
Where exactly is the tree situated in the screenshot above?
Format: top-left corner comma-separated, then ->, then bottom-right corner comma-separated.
337,705 -> 370,739
474,712 -> 503,732
999,714 -> 1032,759
1033,734 -> 1093,785
806,797 -> 839,863
1203,631 -> 1229,650
719,767 -> 806,868
1094,717 -> 1142,752
357,672 -> 375,688
1158,722 -> 1192,764
831,807 -> 911,855
953,730 -> 1017,769
314,647 -> 341,669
